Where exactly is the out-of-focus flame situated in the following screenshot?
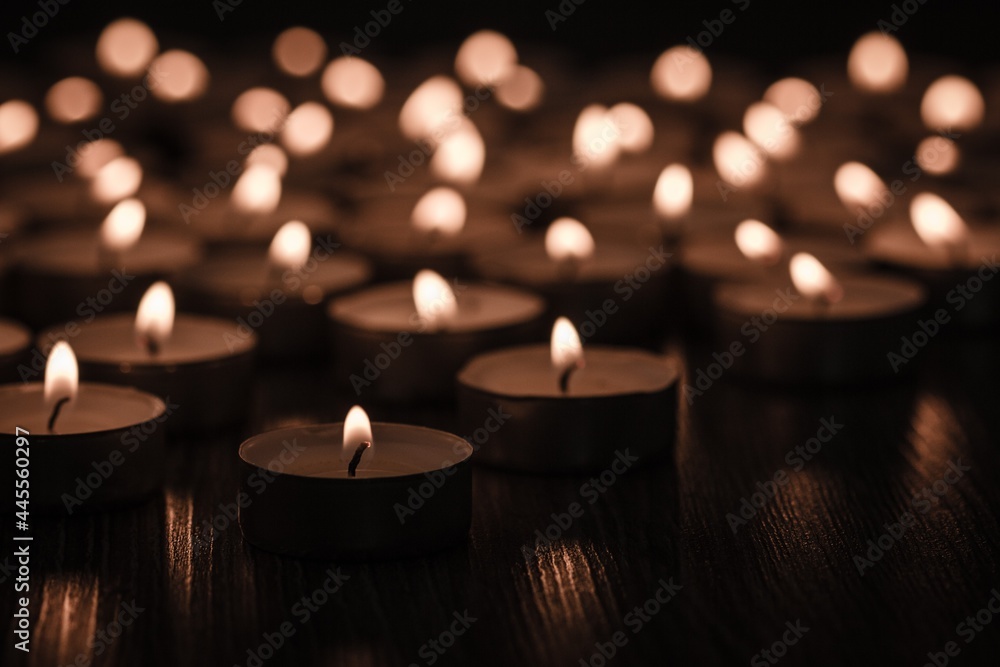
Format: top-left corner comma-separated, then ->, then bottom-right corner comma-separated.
790,252 -> 843,304
44,341 -> 78,408
77,139 -> 124,179
847,32 -> 907,93
96,18 -> 159,77
232,87 -> 290,133
413,269 -> 458,331
609,103 -> 654,154
232,164 -> 282,215
342,405 -> 374,465
268,221 -> 312,271
273,27 -> 327,77
399,76 -> 464,142
573,104 -> 620,169
135,281 -> 174,350
281,102 -> 334,156
455,30 -> 518,87
713,131 -> 768,188
920,75 -> 984,132
411,187 -> 466,237
834,161 -> 887,212
99,198 -> 145,252
321,57 -> 384,110
246,144 -> 288,177
430,121 -> 485,185
915,135 -> 959,176
150,50 -> 209,102
91,157 -> 142,204
743,101 -> 799,160
653,164 -> 693,221
45,77 -> 102,124
910,193 -> 968,252
545,217 -> 595,262
763,77 -> 822,125
651,46 -> 712,101
734,219 -> 783,265
495,65 -> 544,112
0,100 -> 39,154
550,317 -> 583,375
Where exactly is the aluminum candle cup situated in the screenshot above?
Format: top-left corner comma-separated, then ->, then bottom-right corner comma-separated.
328,282 -> 545,403
238,423 -> 474,560
177,249 -> 372,360
0,383 -> 166,513
456,346 -> 679,474
711,275 -> 926,384
38,315 -> 256,433
12,230 -> 201,329
0,319 -> 30,382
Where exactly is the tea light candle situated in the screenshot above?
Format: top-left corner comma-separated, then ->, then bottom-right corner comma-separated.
0,342 -> 167,513
456,318 -> 679,473
38,283 -> 256,433
328,269 -> 545,402
0,318 -> 30,382
712,253 -> 926,384
863,193 -> 1000,329
13,199 -> 201,328
177,221 -> 371,360
238,405 -> 473,560
472,218 -> 669,346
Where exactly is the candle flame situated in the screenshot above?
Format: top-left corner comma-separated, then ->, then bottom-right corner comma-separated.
713,131 -> 768,188
135,281 -> 175,349
342,405 -> 374,466
77,139 -> 125,179
920,75 -> 984,132
272,26 -> 327,77
413,270 -> 458,331
834,161 -> 887,212
915,135 -> 960,176
412,187 -> 466,237
150,50 -> 209,102
455,30 -> 518,87
743,101 -> 799,160
321,57 -> 384,110
96,18 -> 158,77
573,104 -> 620,169
100,198 -> 146,252
246,144 -> 288,177
651,45 -> 712,102
91,156 -> 143,204
550,317 -> 584,375
790,253 -> 843,304
45,77 -> 102,124
735,219 -> 783,265
44,341 -> 79,407
399,76 -> 464,142
847,32 -> 907,93
232,164 -> 282,215
653,164 -> 693,220
495,64 -> 544,111
546,217 -> 595,263
281,102 -> 334,156
232,87 -> 290,133
268,220 -> 312,271
763,77 -> 822,125
430,121 -> 485,185
0,100 -> 39,155
910,193 -> 969,250
608,103 -> 654,154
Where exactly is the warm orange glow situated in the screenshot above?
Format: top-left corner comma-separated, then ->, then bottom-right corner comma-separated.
100,198 -> 145,252
231,87 -> 290,133
281,102 -> 334,156
550,317 -> 583,374
135,282 -> 175,349
455,30 -> 518,87
0,100 -> 38,154
495,65 -> 544,111
342,405 -> 374,464
713,131 -> 767,187
96,18 -> 159,77
545,217 -> 595,262
847,32 -> 907,93
763,77 -> 821,125
651,46 -> 712,101
399,76 -> 464,142
411,187 -> 466,237
268,221 -> 312,271
735,219 -> 783,265
430,121 -> 485,185
273,27 -> 327,77
834,161 -> 886,211
77,139 -> 124,179
232,164 -> 282,215
321,57 -> 384,109
246,144 -> 288,177
573,104 -> 620,169
653,164 -> 693,220
743,101 -> 799,160
44,341 -> 78,407
45,77 -> 102,123
150,50 -> 209,102
609,103 -> 653,154
920,75 -> 984,132
790,253 -> 843,304
915,135 -> 960,175
910,193 -> 968,250
91,157 -> 142,204
413,270 -> 458,331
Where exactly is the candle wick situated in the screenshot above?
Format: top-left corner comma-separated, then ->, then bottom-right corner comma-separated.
47,397 -> 70,434
558,362 -> 581,394
142,336 -> 160,357
347,441 -> 371,478
557,257 -> 580,281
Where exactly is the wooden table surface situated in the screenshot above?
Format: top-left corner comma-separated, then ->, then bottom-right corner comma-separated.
3,336 -> 999,667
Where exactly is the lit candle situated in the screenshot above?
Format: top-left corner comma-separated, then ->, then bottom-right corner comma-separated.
457,317 -> 679,473
238,405 -> 473,559
0,341 -> 167,512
